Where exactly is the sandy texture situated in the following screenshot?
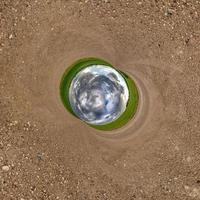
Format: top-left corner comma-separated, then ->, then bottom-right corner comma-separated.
0,0 -> 200,199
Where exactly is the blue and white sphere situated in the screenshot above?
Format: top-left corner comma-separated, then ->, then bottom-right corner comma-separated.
69,65 -> 129,125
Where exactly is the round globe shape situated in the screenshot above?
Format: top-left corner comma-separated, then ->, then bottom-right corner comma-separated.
60,58 -> 139,131
69,65 -> 129,125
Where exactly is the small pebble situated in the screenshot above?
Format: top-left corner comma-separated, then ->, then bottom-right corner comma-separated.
186,156 -> 192,162
9,34 -> 13,39
2,165 -> 10,171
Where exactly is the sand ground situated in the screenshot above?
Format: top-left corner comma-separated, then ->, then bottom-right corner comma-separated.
0,0 -> 200,199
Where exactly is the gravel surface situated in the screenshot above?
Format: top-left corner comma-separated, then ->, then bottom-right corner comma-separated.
0,0 -> 200,199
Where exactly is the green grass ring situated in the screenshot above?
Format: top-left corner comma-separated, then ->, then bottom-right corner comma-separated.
60,57 -> 139,131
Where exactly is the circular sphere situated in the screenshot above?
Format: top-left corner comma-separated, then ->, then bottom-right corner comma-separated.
69,65 -> 129,125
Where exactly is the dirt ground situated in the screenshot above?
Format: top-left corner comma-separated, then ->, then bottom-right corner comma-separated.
0,0 -> 200,199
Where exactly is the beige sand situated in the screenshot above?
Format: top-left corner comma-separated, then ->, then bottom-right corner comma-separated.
1,0 -> 200,199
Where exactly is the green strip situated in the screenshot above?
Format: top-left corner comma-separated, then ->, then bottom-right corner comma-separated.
60,57 -> 139,131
